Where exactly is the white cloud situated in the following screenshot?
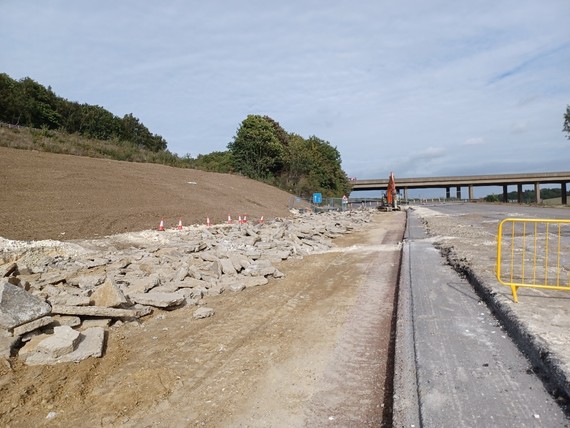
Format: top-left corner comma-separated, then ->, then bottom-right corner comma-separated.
0,0 -> 569,180
463,138 -> 486,146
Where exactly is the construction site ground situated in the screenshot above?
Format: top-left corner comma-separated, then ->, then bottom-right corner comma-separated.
2,147 -> 570,426
0,147 -> 403,427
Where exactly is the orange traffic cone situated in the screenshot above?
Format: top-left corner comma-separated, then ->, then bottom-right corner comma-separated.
258,215 -> 264,224
243,214 -> 248,223
206,217 -> 211,227
177,218 -> 183,230
158,218 -> 165,231
238,215 -> 242,224
227,214 -> 232,224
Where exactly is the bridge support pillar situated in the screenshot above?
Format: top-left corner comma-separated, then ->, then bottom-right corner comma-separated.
517,184 -> 523,203
534,182 -> 541,203
456,186 -> 462,200
562,182 -> 568,205
404,187 -> 409,203
502,185 -> 508,203
468,185 -> 474,201
446,187 -> 451,200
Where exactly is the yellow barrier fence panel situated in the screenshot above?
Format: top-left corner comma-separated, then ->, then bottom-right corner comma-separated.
496,218 -> 570,303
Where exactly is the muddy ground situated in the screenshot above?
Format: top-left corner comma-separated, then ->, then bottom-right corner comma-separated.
0,147 -> 405,427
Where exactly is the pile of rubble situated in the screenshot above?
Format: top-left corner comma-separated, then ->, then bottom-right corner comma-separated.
0,209 -> 373,366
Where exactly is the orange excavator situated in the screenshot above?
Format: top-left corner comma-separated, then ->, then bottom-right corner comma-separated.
379,171 -> 400,211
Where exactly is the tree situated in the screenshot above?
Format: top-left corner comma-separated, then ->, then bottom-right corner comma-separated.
227,115 -> 285,180
304,136 -> 351,197
191,151 -> 233,173
0,73 -> 168,151
562,106 -> 570,140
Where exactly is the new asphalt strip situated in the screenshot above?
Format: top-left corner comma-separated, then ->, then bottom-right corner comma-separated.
393,210 -> 569,427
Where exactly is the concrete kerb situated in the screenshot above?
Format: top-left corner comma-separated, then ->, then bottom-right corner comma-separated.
392,210 -> 421,428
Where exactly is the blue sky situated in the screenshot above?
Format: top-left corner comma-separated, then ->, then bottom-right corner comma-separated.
1,1 -> 569,197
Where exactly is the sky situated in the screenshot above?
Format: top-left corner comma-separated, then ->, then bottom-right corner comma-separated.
1,1 -> 569,197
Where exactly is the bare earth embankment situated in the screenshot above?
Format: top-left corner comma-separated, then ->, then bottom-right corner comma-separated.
0,146 -> 295,241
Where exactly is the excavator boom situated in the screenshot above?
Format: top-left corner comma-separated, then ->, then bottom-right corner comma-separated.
379,172 -> 400,211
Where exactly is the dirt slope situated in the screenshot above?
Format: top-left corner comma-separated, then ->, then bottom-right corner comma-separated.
0,147 -> 296,241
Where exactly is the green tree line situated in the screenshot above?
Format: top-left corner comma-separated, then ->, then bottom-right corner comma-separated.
224,115 -> 351,197
0,74 -> 350,197
0,73 -> 166,151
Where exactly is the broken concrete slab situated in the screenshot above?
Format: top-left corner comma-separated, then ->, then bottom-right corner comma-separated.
174,266 -> 188,282
37,325 -> 81,358
128,292 -> 185,308
126,274 -> 161,294
176,277 -> 210,289
200,252 -> 220,263
12,315 -> 53,337
51,315 -> 81,327
0,280 -> 52,330
51,304 -> 144,318
193,307 -> 215,319
67,273 -> 105,290
39,272 -> 67,285
219,258 -> 237,275
205,285 -> 224,296
23,327 -> 105,365
242,276 -> 269,288
90,278 -> 127,308
48,294 -> 91,307
228,283 -> 246,292
273,269 -> 285,279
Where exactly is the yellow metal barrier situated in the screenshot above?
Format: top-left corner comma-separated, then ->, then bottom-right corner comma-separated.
496,218 -> 570,302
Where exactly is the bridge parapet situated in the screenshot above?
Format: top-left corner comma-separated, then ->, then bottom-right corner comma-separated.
351,172 -> 570,205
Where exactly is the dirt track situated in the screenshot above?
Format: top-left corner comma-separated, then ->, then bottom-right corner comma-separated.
0,148 -> 405,426
0,213 -> 405,427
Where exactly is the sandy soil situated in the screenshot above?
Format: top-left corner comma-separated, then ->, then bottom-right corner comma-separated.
0,147 -> 405,427
0,147 -> 297,241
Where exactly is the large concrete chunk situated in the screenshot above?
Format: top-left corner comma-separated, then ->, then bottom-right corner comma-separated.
177,278 -> 210,289
0,280 -> 51,330
193,307 -> 215,319
219,258 -> 237,275
37,325 -> 81,358
128,292 -> 185,308
242,276 -> 269,288
51,304 -> 144,318
23,327 -> 105,365
126,273 -> 161,295
90,278 -> 127,308
48,294 -> 91,306
12,316 -> 53,337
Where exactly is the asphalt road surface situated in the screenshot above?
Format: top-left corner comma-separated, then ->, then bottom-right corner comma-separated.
395,204 -> 569,427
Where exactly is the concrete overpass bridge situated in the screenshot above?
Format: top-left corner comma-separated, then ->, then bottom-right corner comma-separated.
351,172 -> 570,205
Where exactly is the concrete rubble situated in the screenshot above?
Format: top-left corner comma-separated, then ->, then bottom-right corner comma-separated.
0,208 -> 373,365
